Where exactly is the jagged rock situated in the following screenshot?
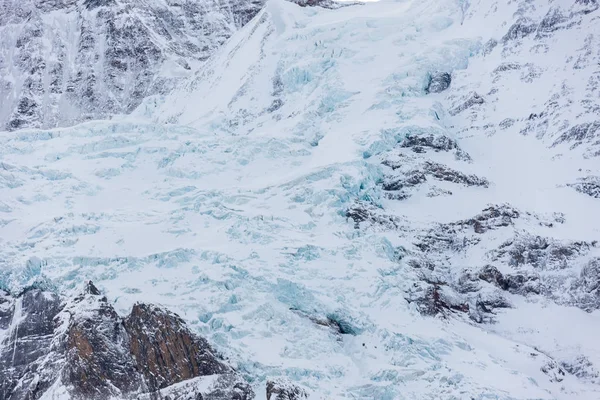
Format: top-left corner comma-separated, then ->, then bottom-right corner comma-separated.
477,265 -> 541,295
576,258 -> 600,311
413,205 -> 523,259
345,202 -> 402,230
462,205 -> 520,233
552,121 -> 600,148
422,161 -> 489,187
400,133 -> 458,152
561,355 -> 600,382
397,133 -> 471,160
288,0 -> 347,9
382,170 -> 427,191
406,281 -> 469,318
536,8 -> 571,37
407,258 -> 436,271
495,235 -> 595,270
65,287 -> 143,399
568,176 -> 600,198
580,258 -> 600,293
381,160 -> 488,201
541,360 -> 566,383
472,292 -> 512,322
483,38 -> 498,55
425,72 -> 451,94
266,379 -> 308,400
0,291 -> 12,329
448,91 -> 485,115
416,223 -> 481,254
477,265 -> 505,287
0,282 -> 254,400
502,17 -> 537,42
493,62 -> 522,73
503,273 -> 542,295
124,303 -> 230,391
456,271 -> 482,294
0,288 -> 63,400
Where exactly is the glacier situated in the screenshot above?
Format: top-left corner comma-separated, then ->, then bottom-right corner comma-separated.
1,0 -> 600,399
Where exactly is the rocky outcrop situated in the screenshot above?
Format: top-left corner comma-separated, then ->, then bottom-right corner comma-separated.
448,91 -> 484,115
266,379 -> 308,400
577,258 -> 600,312
0,282 -> 254,400
492,235 -> 596,270
568,176 -> 600,198
381,160 -> 488,200
400,133 -> 459,153
124,303 -> 230,391
288,0 -> 347,9
405,280 -> 470,318
425,72 -> 452,94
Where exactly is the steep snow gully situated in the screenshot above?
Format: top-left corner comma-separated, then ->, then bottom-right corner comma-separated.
1,0 -> 600,399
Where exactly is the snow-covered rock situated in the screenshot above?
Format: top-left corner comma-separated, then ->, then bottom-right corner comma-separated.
0,282 -> 253,399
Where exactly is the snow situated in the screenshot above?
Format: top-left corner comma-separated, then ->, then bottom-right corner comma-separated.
1,0 -> 600,398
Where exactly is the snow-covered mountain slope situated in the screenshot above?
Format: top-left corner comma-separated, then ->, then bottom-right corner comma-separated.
1,0 -> 599,399
0,0 -> 265,131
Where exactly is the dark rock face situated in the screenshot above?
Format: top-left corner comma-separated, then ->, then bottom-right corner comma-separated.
494,235 -> 595,270
381,160 -> 488,200
351,197 -> 598,320
541,360 -> 566,383
577,258 -> 600,311
477,265 -> 541,295
288,0 -> 346,8
462,205 -> 520,234
266,379 -> 308,400
405,269 -> 512,323
426,72 -> 451,94
536,8 -> 571,37
0,282 -> 255,400
0,289 -> 63,400
568,176 -> 600,198
406,281 -> 470,318
400,133 -> 459,153
124,303 -> 230,391
561,355 -> 600,382
414,205 -> 518,255
580,258 -> 600,293
552,122 -> 600,148
345,202 -> 403,230
398,133 -> 471,161
83,0 -> 116,9
64,289 -> 143,399
0,292 -> 12,329
422,161 -> 489,187
449,91 -> 484,115
502,17 -> 538,42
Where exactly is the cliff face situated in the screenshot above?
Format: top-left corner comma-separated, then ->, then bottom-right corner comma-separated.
0,282 -> 253,400
0,0 -> 265,131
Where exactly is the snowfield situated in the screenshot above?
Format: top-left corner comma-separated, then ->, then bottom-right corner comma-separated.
1,0 -> 599,398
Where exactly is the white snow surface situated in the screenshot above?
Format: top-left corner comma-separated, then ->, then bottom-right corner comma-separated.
1,0 -> 600,399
